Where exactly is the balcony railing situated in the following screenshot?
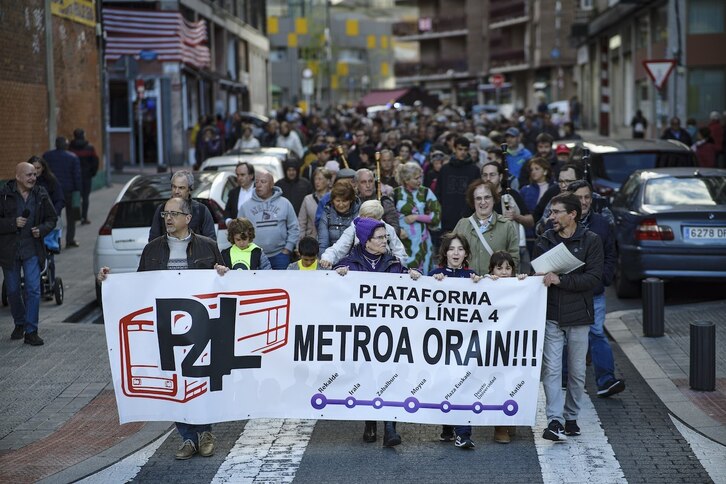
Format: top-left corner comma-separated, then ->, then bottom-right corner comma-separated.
489,0 -> 527,25
489,48 -> 527,68
395,59 -> 468,77
393,16 -> 467,37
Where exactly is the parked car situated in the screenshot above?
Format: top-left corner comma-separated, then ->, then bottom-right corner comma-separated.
611,167 -> 726,298
238,112 -> 269,137
200,147 -> 296,181
556,139 -> 697,200
93,171 -> 236,303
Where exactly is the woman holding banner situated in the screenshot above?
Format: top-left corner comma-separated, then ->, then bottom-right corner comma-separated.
453,180 -> 519,276
334,217 -> 421,447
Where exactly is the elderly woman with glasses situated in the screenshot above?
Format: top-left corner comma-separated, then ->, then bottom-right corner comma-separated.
393,162 -> 441,274
453,179 -> 519,276
335,217 -> 420,448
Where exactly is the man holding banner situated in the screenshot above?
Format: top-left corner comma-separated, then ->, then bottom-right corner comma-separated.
99,196 -> 226,460
533,192 -> 603,442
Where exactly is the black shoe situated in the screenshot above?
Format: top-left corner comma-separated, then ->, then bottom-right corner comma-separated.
81,219 -> 91,225
24,331 -> 44,346
564,420 -> 581,436
542,420 -> 567,442
597,379 -> 625,398
439,425 -> 455,442
454,435 -> 475,449
66,241 -> 80,248
363,421 -> 377,443
11,325 -> 24,340
383,423 -> 401,447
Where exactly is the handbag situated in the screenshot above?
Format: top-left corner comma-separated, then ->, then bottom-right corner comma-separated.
44,227 -> 62,254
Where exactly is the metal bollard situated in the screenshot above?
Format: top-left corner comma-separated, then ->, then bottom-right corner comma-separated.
642,278 -> 664,337
690,321 -> 716,391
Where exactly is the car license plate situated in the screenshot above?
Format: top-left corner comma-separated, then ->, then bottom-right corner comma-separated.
683,227 -> 726,240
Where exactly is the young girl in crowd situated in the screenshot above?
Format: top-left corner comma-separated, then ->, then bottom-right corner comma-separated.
487,250 -> 527,444
429,232 -> 482,449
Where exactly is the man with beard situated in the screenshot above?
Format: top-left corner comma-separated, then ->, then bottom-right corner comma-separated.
435,136 -> 480,232
534,192 -> 603,442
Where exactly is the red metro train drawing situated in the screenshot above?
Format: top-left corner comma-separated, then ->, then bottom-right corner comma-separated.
117,288 -> 290,402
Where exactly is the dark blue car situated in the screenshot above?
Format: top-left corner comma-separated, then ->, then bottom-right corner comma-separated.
611,167 -> 726,298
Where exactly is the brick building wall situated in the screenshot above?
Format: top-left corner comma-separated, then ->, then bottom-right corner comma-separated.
0,2 -> 101,181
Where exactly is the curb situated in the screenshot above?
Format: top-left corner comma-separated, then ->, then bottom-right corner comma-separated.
607,308 -> 726,446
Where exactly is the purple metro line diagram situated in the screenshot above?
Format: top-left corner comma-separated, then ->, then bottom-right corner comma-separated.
310,394 -> 519,416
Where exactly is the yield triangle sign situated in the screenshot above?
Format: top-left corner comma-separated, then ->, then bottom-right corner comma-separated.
643,59 -> 676,90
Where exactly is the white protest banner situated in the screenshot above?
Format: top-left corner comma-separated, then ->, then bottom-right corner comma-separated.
102,270 -> 546,427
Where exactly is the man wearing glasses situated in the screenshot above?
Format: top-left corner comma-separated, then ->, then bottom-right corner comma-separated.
98,196 -> 224,459
148,170 -> 216,241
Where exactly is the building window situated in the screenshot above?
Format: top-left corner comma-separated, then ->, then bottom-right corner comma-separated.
338,49 -> 366,63
270,48 -> 288,62
580,0 -> 593,10
653,6 -> 668,43
687,68 -> 726,121
688,0 -> 725,34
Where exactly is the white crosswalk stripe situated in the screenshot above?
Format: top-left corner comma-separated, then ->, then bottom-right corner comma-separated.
534,385 -> 626,483
671,415 -> 726,484
211,418 -> 316,483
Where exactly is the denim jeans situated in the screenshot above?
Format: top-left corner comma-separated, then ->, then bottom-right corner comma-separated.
175,422 -> 212,444
3,256 -> 41,333
590,293 -> 616,389
268,252 -> 290,270
543,321 -> 589,424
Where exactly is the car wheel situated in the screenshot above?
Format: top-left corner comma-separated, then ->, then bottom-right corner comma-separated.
615,256 -> 641,299
54,278 -> 64,305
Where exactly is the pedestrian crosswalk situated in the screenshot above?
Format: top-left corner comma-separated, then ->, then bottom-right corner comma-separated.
78,384 -> 725,484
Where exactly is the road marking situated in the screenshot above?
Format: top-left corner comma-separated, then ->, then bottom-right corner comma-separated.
211,418 -> 316,483
670,415 -> 726,484
534,385 -> 626,483
77,429 -> 173,483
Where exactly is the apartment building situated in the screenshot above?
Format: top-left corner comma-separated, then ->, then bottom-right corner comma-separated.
267,0 -> 395,109
393,0 -> 577,111
571,0 -> 726,137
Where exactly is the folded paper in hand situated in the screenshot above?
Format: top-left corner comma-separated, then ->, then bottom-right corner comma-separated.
531,243 -> 584,274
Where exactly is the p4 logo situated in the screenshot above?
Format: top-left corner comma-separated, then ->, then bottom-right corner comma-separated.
118,289 -> 290,402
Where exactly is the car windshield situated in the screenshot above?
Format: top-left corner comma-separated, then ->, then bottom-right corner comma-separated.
121,173 -> 219,201
597,152 -> 693,184
643,176 -> 726,206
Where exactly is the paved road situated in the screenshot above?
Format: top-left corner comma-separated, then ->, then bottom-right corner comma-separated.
1,178 -> 725,483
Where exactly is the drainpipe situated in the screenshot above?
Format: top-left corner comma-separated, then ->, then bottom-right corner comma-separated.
45,0 -> 57,148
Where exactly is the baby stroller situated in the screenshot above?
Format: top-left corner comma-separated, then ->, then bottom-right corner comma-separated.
1,228 -> 64,306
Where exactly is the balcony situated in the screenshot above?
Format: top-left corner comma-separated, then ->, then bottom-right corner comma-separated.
489,0 -> 529,29
488,48 -> 529,73
395,58 -> 469,81
393,16 -> 468,41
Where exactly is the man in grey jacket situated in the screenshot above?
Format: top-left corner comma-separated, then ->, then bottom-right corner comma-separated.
239,170 -> 299,269
533,192 -> 604,442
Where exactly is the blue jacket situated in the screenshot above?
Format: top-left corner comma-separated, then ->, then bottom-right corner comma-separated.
579,211 -> 616,295
429,266 -> 476,278
42,149 -> 81,194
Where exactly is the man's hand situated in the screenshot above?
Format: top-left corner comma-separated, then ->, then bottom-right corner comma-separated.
281,248 -> 291,255
16,216 -> 28,229
31,227 -> 40,238
319,259 -> 332,269
542,272 -> 561,287
404,214 -> 417,224
97,266 -> 111,283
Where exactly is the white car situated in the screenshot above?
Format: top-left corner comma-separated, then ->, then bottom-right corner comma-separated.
200,147 -> 297,181
93,171 -> 236,303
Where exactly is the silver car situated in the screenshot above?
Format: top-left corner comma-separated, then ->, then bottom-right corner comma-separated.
200,147 -> 298,181
93,171 -> 236,303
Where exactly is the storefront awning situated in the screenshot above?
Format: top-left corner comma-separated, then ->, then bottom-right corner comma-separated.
359,89 -> 411,108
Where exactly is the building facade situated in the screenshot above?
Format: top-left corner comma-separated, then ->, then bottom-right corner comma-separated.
0,0 -> 102,180
267,0 -> 395,109
572,0 -> 726,138
103,0 -> 269,169
393,0 -> 578,111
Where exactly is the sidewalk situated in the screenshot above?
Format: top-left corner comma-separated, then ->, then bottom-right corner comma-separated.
0,172 -> 724,481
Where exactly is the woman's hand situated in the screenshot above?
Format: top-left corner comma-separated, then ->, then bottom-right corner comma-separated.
336,266 -> 349,276
488,274 -> 500,281
214,264 -> 229,276
433,273 -> 445,281
516,273 -> 528,280
404,214 -> 417,225
409,269 -> 421,280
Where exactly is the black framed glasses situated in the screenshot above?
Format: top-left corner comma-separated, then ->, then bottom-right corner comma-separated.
160,211 -> 190,218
